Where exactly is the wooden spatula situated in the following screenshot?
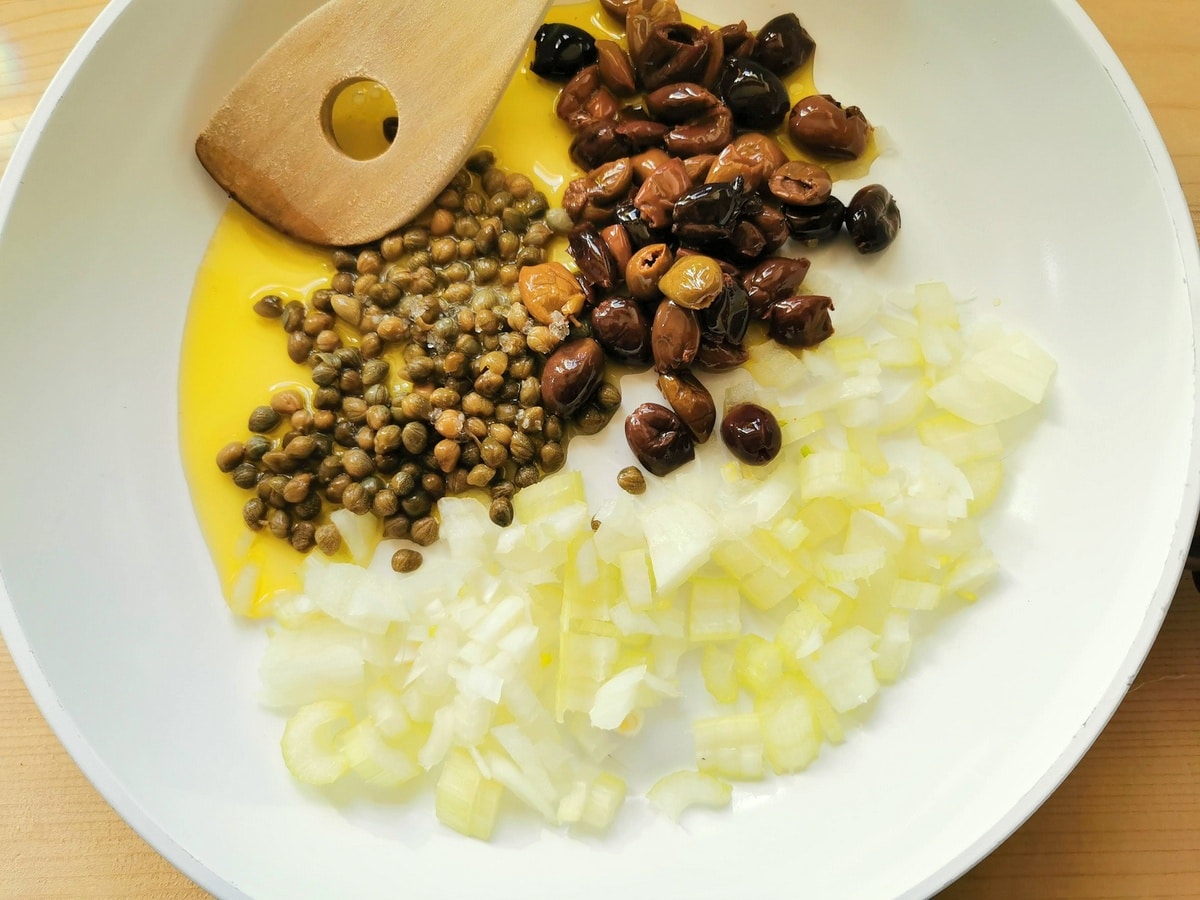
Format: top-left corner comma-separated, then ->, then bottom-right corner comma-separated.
196,0 -> 553,247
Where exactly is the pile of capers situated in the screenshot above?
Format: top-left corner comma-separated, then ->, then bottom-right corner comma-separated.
217,151 -> 623,570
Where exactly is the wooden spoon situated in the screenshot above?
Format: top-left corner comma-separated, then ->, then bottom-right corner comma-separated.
196,0 -> 553,247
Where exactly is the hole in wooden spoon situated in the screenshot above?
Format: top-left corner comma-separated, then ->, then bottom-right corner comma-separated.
325,79 -> 399,161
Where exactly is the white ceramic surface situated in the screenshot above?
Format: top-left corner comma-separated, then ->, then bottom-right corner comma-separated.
0,1 -> 1196,898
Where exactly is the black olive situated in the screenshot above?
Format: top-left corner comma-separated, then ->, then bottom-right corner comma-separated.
625,403 -> 695,477
567,223 -> 618,289
615,202 -> 670,249
590,295 -> 653,364
700,274 -> 751,345
846,184 -> 901,254
531,24 -> 599,81
672,176 -> 760,249
783,196 -> 846,243
716,57 -> 790,131
751,13 -> 816,77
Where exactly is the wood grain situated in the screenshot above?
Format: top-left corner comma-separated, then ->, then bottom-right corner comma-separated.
0,2 -> 1197,897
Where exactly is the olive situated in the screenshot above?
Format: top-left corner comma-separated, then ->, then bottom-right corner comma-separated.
625,242 -> 674,301
531,23 -> 599,81
657,370 -> 716,442
846,184 -> 902,254
633,22 -> 723,91
717,57 -> 790,130
570,121 -> 636,170
591,296 -> 653,363
750,203 -> 790,256
740,256 -> 812,320
658,254 -> 724,310
768,161 -> 832,207
695,338 -> 749,371
615,201 -> 670,249
706,133 -> 788,193
768,295 -> 835,348
540,338 -> 606,417
672,176 -> 759,249
721,403 -> 782,465
568,222 -> 619,289
752,13 -> 816,77
700,274 -> 751,345
788,94 -> 871,161
651,301 -> 701,373
625,402 -> 696,477
783,197 -> 846,243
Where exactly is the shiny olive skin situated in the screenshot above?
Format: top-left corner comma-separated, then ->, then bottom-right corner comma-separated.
651,301 -> 702,373
846,184 -> 902,254
615,201 -> 670,249
568,223 -> 619,289
783,197 -> 846,243
740,256 -> 812,320
532,23 -> 600,81
590,296 -> 653,363
788,94 -> 871,160
751,13 -> 816,77
721,403 -> 782,465
768,295 -> 835,348
657,370 -> 716,442
695,338 -> 749,371
625,402 -> 696,476
672,176 -> 762,249
540,338 -> 606,417
700,273 -> 751,345
717,57 -> 790,130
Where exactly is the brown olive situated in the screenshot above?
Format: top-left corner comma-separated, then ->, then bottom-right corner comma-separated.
846,184 -> 902,254
721,403 -> 782,465
615,201 -> 670,249
651,301 -> 701,373
740,256 -> 812,320
706,132 -> 787,193
633,157 -> 691,229
768,161 -> 832,207
751,203 -> 789,256
718,21 -> 756,57
624,402 -> 695,477
716,57 -> 790,130
752,13 -> 815,77
788,94 -> 871,161
768,295 -> 835,348
682,153 -> 717,184
568,222 -> 619,289
600,224 -> 633,273
591,295 -> 653,363
540,338 -> 606,417
672,177 -> 761,251
783,196 -> 846,243
657,370 -> 716,442
632,22 -> 723,91
569,120 -> 636,170
627,0 -> 683,61
599,0 -> 638,21
625,243 -> 674,301
595,39 -> 638,96
695,339 -> 749,371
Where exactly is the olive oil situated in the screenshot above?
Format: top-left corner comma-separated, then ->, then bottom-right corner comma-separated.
179,2 -> 876,617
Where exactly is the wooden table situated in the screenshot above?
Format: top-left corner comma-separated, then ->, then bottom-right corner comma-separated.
0,1 -> 1197,896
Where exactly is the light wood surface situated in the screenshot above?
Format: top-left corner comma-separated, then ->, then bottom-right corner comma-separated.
0,1 -> 1197,897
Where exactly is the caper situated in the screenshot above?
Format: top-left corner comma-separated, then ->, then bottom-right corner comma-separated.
514,465 -> 540,489
242,498 -> 266,530
253,295 -> 283,318
392,548 -> 424,573
402,491 -> 433,518
539,442 -> 566,472
411,516 -> 440,546
231,463 -> 259,490
216,442 -> 245,473
248,406 -> 281,433
267,508 -> 292,539
293,492 -> 322,521
617,466 -> 647,495
382,515 -> 411,541
315,523 -> 342,556
289,522 -> 317,553
373,489 -> 400,518
489,497 -> 515,527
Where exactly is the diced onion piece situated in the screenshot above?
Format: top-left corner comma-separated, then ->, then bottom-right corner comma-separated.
971,331 -> 1057,403
745,340 -> 807,388
701,645 -> 739,705
762,694 -> 821,774
618,548 -> 655,611
340,718 -> 420,787
874,336 -> 924,368
328,508 -> 379,565
280,699 -> 355,785
918,413 -> 1003,464
891,578 -> 942,611
560,772 -> 627,830
694,714 -> 765,780
647,770 -> 733,822
590,664 -> 648,731
776,601 -> 832,662
435,748 -> 504,840
741,565 -> 802,611
874,612 -> 912,683
962,458 -> 1005,515
801,627 -> 880,714
799,450 -> 865,501
734,634 -> 784,695
943,548 -> 1000,600
259,623 -> 365,709
688,578 -> 742,643
641,498 -> 719,593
